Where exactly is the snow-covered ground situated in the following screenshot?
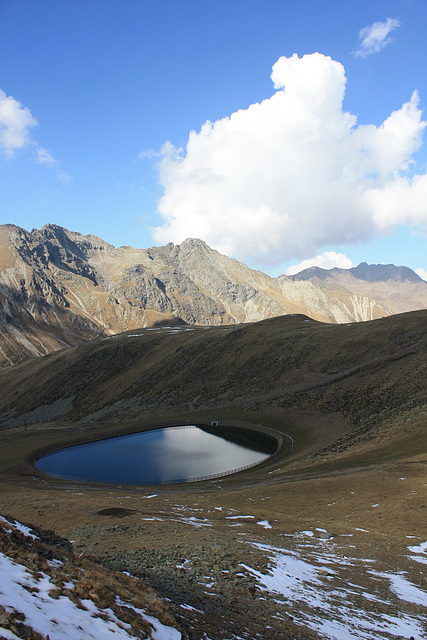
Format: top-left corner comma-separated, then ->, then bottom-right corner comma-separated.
242,532 -> 427,640
2,507 -> 426,640
136,499 -> 427,640
0,516 -> 182,640
161,503 -> 426,640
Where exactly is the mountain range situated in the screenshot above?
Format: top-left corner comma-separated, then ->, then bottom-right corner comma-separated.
1,223 -> 426,366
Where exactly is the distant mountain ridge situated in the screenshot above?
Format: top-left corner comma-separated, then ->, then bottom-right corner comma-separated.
293,262 -> 424,283
1,223 -> 426,366
292,261 -> 427,314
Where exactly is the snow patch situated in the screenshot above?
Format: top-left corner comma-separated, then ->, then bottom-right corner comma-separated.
369,570 -> 427,606
173,516 -> 212,528
409,555 -> 427,566
242,540 -> 426,640
116,598 -> 181,640
0,516 -> 37,540
408,540 -> 427,554
0,552 -> 136,640
180,603 -> 203,613
0,628 -> 23,640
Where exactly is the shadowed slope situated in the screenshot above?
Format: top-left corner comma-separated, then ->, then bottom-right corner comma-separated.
1,311 -> 426,468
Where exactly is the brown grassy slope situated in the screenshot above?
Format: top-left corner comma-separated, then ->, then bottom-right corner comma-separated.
0,311 -> 425,458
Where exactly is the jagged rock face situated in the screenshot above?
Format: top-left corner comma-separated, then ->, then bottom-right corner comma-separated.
0,225 -> 105,366
1,223 -> 426,365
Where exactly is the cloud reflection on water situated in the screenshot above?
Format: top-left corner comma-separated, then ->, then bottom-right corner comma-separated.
36,426 -> 270,484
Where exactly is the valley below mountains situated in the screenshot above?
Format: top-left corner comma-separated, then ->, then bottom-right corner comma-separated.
1,222 -> 427,366
1,223 -> 426,639
0,309 -> 426,639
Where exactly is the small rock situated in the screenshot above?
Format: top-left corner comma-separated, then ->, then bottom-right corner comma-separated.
318,531 -> 334,539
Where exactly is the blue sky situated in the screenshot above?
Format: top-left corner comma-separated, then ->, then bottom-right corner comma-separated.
1,0 -> 427,278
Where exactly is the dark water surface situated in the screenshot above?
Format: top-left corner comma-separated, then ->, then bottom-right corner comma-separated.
35,425 -> 276,485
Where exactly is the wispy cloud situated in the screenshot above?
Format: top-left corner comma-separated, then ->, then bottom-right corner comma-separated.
138,142 -> 183,165
152,53 -> 427,266
0,87 -> 70,180
35,145 -> 58,167
33,145 -> 72,182
355,18 -> 400,57
138,148 -> 161,160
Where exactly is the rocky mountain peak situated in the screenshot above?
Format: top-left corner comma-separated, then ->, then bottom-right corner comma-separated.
178,237 -> 213,251
1,223 -> 427,366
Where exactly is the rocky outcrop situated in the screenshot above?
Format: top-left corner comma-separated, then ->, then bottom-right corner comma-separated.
1,223 -> 426,366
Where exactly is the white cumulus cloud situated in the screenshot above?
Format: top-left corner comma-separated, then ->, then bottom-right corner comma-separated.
286,251 -> 354,276
152,53 -> 427,266
355,18 -> 400,57
0,88 -> 38,157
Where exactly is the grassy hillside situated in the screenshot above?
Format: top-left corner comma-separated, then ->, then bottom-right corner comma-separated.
1,311 -> 426,458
